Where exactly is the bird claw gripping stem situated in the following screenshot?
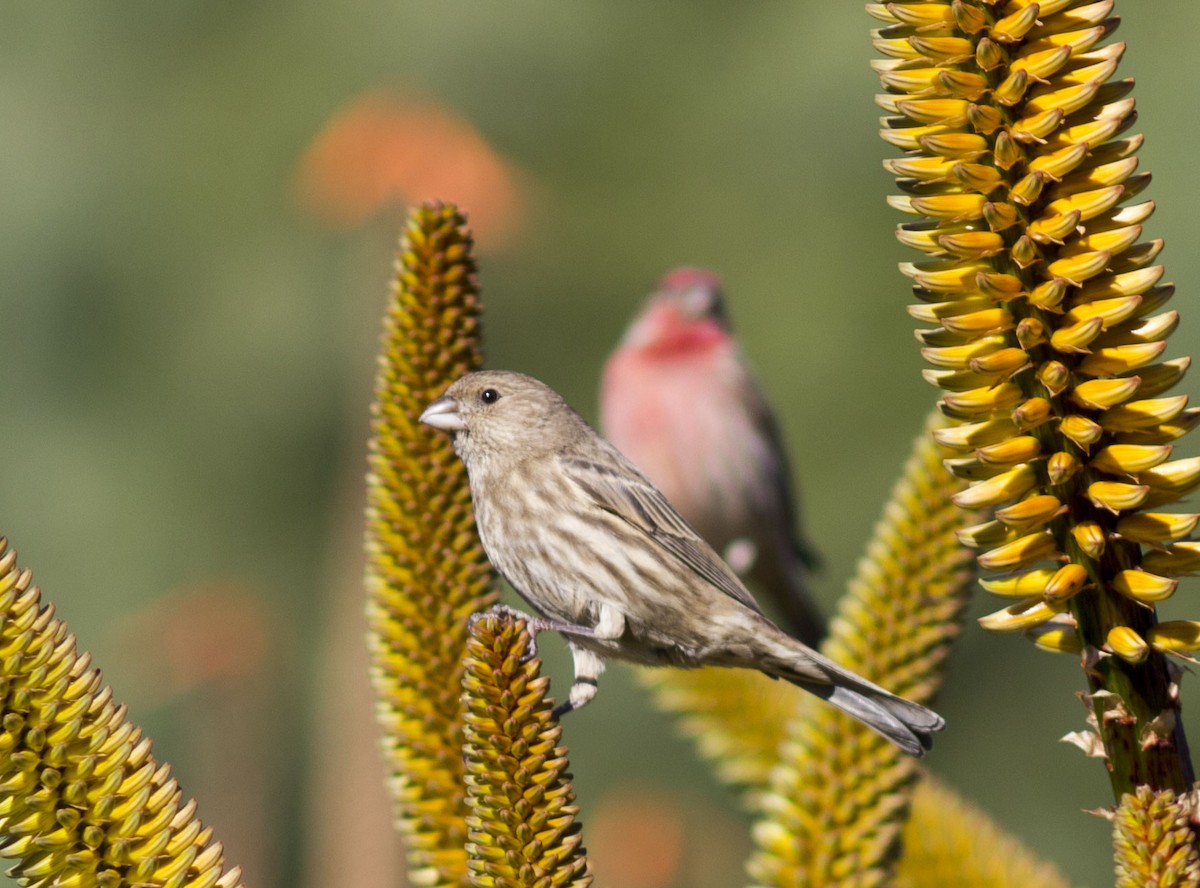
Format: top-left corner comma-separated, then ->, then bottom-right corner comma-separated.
469,603 -> 597,663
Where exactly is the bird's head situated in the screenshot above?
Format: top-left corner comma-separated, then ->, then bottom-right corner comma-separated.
621,267 -> 730,356
420,370 -> 587,467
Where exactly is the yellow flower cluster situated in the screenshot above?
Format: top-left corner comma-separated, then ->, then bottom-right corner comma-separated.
898,776 -> 1072,888
873,0 -> 1200,722
364,202 -> 497,886
1112,785 -> 1200,887
0,541 -> 243,888
747,419 -> 977,887
462,612 -> 591,888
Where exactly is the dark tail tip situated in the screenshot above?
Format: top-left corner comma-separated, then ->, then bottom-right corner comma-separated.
804,681 -> 945,758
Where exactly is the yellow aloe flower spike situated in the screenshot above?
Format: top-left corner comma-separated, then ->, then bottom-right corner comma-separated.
896,776 -> 1073,888
462,612 -> 591,888
1113,785 -> 1200,887
0,540 -> 244,888
365,202 -> 496,885
746,417 -> 979,887
875,0 -> 1196,799
646,413 -> 1064,885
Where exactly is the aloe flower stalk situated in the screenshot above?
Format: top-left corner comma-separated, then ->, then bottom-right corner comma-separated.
747,418 -> 977,887
897,777 -> 1073,888
1112,785 -> 1200,887
462,612 -> 591,887
365,202 -> 496,885
647,414 -> 1066,884
872,0 -> 1195,796
0,540 -> 245,888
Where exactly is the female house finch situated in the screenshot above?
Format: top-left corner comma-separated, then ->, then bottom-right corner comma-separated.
600,268 -> 824,644
420,370 -> 943,756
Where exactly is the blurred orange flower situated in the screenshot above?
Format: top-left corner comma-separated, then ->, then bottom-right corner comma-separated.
108,580 -> 270,701
296,90 -> 526,249
588,786 -> 685,888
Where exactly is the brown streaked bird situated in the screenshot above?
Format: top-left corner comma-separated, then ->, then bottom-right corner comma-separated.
601,267 -> 824,644
421,370 -> 944,756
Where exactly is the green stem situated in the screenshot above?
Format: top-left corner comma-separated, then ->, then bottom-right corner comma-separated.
1067,528 -> 1194,794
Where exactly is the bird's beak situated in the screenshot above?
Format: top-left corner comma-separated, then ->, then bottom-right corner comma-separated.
420,395 -> 467,432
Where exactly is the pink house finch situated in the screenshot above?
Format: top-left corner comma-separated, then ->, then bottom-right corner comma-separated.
601,268 -> 823,644
420,370 -> 943,756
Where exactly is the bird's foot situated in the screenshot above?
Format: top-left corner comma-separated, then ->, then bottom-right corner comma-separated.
468,604 -> 541,659
471,603 -> 596,661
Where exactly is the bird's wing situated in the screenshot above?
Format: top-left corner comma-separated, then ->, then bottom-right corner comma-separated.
561,452 -> 765,614
743,375 -> 822,571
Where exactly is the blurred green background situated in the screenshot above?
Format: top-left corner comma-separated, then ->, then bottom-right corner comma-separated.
5,3 -> 1200,885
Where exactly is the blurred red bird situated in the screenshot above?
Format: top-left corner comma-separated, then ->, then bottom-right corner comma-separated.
600,268 -> 824,644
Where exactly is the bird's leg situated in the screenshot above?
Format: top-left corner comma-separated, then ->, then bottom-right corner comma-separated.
551,603 -> 624,718
590,601 -> 626,641
553,643 -> 607,719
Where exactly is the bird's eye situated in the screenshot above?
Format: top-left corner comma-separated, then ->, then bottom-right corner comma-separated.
480,388 -> 501,404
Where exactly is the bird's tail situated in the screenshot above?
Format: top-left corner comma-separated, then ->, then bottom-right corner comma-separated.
793,675 -> 944,757
760,633 -> 944,757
